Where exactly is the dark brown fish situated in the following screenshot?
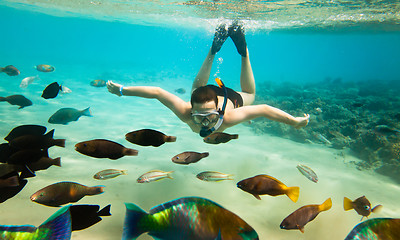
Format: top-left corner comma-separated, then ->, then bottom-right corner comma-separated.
28,156 -> 61,171
30,181 -> 105,207
344,196 -> 383,220
70,204 -> 111,231
4,124 -> 47,141
41,82 -> 62,99
0,163 -> 17,177
0,143 -> 19,163
7,148 -> 48,165
90,79 -> 106,87
0,95 -> 32,109
75,139 -> 138,160
171,151 -> 209,165
48,107 -> 92,125
203,132 -> 238,144
125,129 -> 177,147
236,174 -> 299,202
9,129 -> 65,149
280,198 -> 332,233
0,178 -> 27,203
0,65 -> 20,76
0,175 -> 19,187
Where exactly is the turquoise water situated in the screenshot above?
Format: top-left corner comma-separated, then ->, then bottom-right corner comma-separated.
1,1 -> 400,240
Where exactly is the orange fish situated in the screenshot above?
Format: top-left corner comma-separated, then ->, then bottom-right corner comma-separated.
237,174 -> 299,202
30,181 -> 104,207
280,198 -> 332,233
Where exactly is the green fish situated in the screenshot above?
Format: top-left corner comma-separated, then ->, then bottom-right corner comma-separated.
0,205 -> 72,239
345,218 -> 400,240
123,197 -> 258,240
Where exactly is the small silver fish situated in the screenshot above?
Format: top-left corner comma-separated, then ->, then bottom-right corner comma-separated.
94,169 -> 127,180
296,164 -> 318,183
20,76 -> 39,88
137,170 -> 173,183
196,171 -> 234,182
315,133 -> 331,145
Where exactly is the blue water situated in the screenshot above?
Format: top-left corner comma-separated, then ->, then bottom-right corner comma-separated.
1,3 -> 400,240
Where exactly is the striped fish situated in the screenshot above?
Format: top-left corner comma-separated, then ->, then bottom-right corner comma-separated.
196,171 -> 233,182
94,169 -> 127,180
297,164 -> 318,183
137,170 -> 173,183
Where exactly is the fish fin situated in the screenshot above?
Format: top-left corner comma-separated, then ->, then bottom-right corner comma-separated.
297,225 -> 305,233
53,157 -> 62,167
20,165 -> 36,178
165,135 -> 177,142
253,194 -> 261,200
39,205 -> 72,239
123,203 -> 149,240
123,148 -> 139,157
343,197 -> 354,211
54,139 -> 66,147
4,175 -> 19,187
45,129 -> 55,138
319,198 -> 332,212
232,134 -> 239,139
286,186 -> 300,203
81,107 -> 93,117
372,204 -> 383,213
98,204 -> 112,216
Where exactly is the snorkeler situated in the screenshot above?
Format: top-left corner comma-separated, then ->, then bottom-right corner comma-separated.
107,21 -> 310,137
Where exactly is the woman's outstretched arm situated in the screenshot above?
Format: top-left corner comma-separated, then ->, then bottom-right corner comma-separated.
107,80 -> 191,122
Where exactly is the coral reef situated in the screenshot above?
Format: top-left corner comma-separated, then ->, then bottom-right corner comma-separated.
250,79 -> 400,183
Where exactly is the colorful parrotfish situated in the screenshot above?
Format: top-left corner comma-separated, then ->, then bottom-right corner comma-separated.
123,197 -> 259,240
345,218 -> 400,240
0,205 -> 72,240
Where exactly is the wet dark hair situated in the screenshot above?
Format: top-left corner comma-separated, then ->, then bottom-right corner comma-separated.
191,86 -> 218,108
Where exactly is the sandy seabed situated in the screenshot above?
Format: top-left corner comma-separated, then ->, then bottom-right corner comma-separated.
1,77 -> 399,240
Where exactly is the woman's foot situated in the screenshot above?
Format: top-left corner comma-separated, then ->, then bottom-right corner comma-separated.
211,24 -> 229,55
293,114 -> 310,129
228,21 -> 247,57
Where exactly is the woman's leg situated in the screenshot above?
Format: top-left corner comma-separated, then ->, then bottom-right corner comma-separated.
239,48 -> 256,106
191,24 -> 228,93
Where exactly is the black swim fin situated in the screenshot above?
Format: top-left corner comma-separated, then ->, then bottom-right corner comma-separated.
211,24 -> 229,55
228,21 -> 247,57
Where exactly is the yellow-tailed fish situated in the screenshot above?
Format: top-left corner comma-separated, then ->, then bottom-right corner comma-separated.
137,170 -> 173,183
196,171 -> 234,182
0,205 -> 71,239
94,169 -> 127,180
123,197 -> 258,240
345,218 -> 400,240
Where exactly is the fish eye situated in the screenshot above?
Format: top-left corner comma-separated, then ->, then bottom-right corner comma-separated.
176,156 -> 180,159
40,193 -> 44,197
83,143 -> 87,147
364,205 -> 370,210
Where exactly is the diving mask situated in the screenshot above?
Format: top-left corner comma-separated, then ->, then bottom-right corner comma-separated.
191,110 -> 220,127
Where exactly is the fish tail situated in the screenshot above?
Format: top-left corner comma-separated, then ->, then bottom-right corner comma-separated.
343,197 -> 353,211
167,171 -> 174,179
38,205 -> 72,239
121,170 -> 128,175
53,138 -> 66,147
123,148 -> 139,156
232,134 -> 239,139
81,107 -> 93,117
0,67 -> 4,72
286,186 -> 300,203
4,175 -> 19,187
0,97 -> 6,101
319,198 -> 332,212
123,203 -> 150,240
53,157 -> 62,167
98,204 -> 112,216
165,135 -> 177,142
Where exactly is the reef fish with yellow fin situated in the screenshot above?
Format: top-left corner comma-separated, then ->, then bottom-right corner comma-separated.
123,196 -> 258,240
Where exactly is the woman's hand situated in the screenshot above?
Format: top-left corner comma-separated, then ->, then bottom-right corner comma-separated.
107,80 -> 122,96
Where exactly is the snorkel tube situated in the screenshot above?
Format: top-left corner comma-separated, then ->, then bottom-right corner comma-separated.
200,77 -> 228,137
